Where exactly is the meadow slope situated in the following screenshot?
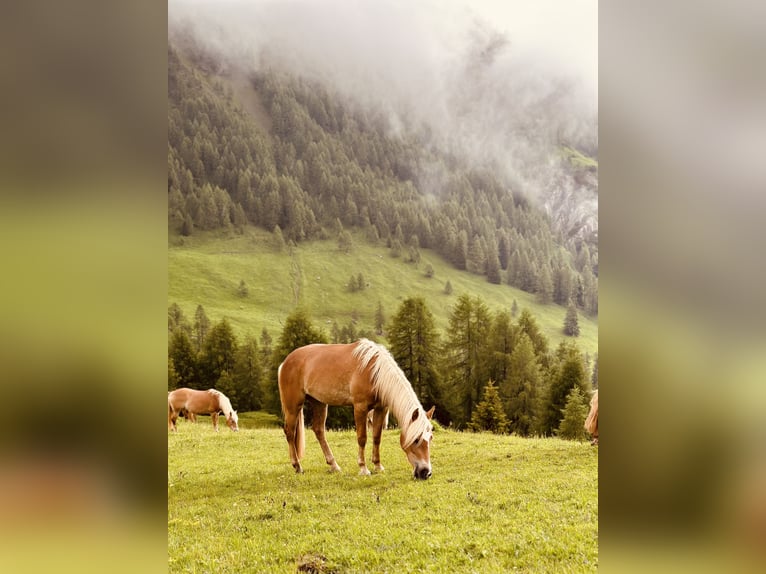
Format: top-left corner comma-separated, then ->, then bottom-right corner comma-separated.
168,419 -> 598,573
168,227 -> 598,357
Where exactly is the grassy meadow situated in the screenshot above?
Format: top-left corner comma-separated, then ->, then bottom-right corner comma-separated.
168,227 -> 598,357
168,417 -> 598,573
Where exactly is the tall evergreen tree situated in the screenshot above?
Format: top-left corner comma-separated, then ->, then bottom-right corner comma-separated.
536,264 -> 554,304
563,301 -> 580,336
232,335 -> 263,411
442,294 -> 492,427
557,386 -> 589,440
517,308 -> 550,364
541,346 -> 589,435
388,297 -> 444,423
168,357 -> 179,391
374,301 -> 385,336
199,318 -> 239,388
467,381 -> 509,434
501,333 -> 542,436
168,303 -> 190,335
591,353 -> 598,390
169,329 -> 198,389
193,304 -> 210,354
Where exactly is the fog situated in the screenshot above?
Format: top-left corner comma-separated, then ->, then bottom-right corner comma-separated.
169,0 -> 598,234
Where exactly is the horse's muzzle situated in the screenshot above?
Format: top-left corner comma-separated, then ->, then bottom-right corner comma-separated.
414,466 -> 432,480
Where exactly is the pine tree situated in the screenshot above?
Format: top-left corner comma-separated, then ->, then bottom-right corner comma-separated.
501,333 -> 541,436
388,297 -> 443,421
591,353 -> 598,389
486,249 -> 502,284
541,347 -> 589,435
374,301 -> 385,336
536,264 -> 553,304
468,381 -> 509,434
199,318 -> 239,388
193,305 -> 210,353
233,335 -> 263,411
511,299 -> 519,318
238,279 -> 249,298
338,229 -> 353,253
563,301 -> 580,336
557,386 -> 589,440
169,329 -> 198,389
273,225 -> 286,252
443,294 -> 492,427
168,357 -> 179,391
444,280 -> 453,295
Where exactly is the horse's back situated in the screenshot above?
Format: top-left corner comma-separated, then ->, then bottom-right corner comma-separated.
279,342 -> 364,406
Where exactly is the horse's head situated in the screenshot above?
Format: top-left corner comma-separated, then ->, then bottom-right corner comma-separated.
226,410 -> 239,432
401,406 -> 435,480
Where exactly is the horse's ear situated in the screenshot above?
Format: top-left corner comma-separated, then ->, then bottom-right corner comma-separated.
411,408 -> 419,422
426,406 -> 435,420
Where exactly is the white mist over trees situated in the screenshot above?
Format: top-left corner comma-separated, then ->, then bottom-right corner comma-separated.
169,0 -> 597,242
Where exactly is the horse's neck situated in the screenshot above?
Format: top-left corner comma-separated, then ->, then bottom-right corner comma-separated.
217,396 -> 231,416
379,377 -> 419,432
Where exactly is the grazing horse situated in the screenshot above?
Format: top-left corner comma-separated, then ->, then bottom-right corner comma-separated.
584,389 -> 598,445
278,339 -> 435,479
168,388 -> 239,432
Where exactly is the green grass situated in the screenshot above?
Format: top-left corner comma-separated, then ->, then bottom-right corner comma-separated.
168,418 -> 598,573
168,227 -> 597,357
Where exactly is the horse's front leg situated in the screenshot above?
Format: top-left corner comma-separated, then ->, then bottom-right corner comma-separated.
353,406 -> 371,476
309,400 -> 341,472
212,412 -> 219,432
371,406 -> 388,472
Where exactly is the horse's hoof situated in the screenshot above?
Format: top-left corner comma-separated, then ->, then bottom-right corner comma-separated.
374,465 -> 385,473
359,468 -> 371,476
329,465 -> 342,473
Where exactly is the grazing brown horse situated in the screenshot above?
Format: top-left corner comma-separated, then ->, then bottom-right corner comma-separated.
168,388 -> 239,432
278,339 -> 435,479
584,389 -> 598,445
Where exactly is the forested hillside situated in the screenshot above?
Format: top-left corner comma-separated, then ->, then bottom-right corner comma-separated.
167,39 -> 598,315
167,26 -> 598,434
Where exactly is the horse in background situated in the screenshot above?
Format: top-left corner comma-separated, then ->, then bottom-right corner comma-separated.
168,388 -> 239,432
584,389 -> 598,445
278,338 -> 435,479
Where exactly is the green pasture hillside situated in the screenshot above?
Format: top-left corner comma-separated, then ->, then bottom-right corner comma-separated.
169,227 -> 597,356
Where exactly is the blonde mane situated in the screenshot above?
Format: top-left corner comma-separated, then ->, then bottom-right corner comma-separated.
352,339 -> 431,449
208,389 -> 235,419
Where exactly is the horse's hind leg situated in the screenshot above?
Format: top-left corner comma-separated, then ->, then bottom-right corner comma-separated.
370,406 -> 388,472
353,405 -> 371,476
168,406 -> 178,432
283,407 -> 304,473
212,412 -> 219,432
308,398 -> 341,473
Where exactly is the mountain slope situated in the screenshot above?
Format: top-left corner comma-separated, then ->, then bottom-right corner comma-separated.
169,227 -> 598,358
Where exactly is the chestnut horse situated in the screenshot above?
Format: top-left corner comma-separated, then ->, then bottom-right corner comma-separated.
278,339 -> 435,479
584,389 -> 598,445
168,388 -> 239,432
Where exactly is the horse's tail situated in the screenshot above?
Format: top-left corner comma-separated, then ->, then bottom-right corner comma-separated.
168,394 -> 176,431
296,408 -> 305,460
584,390 -> 598,435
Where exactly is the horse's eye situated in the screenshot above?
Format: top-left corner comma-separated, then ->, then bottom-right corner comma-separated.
413,437 -> 420,445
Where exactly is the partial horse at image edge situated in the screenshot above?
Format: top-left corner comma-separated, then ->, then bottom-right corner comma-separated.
584,389 -> 598,445
168,388 -> 239,432
278,338 -> 435,479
